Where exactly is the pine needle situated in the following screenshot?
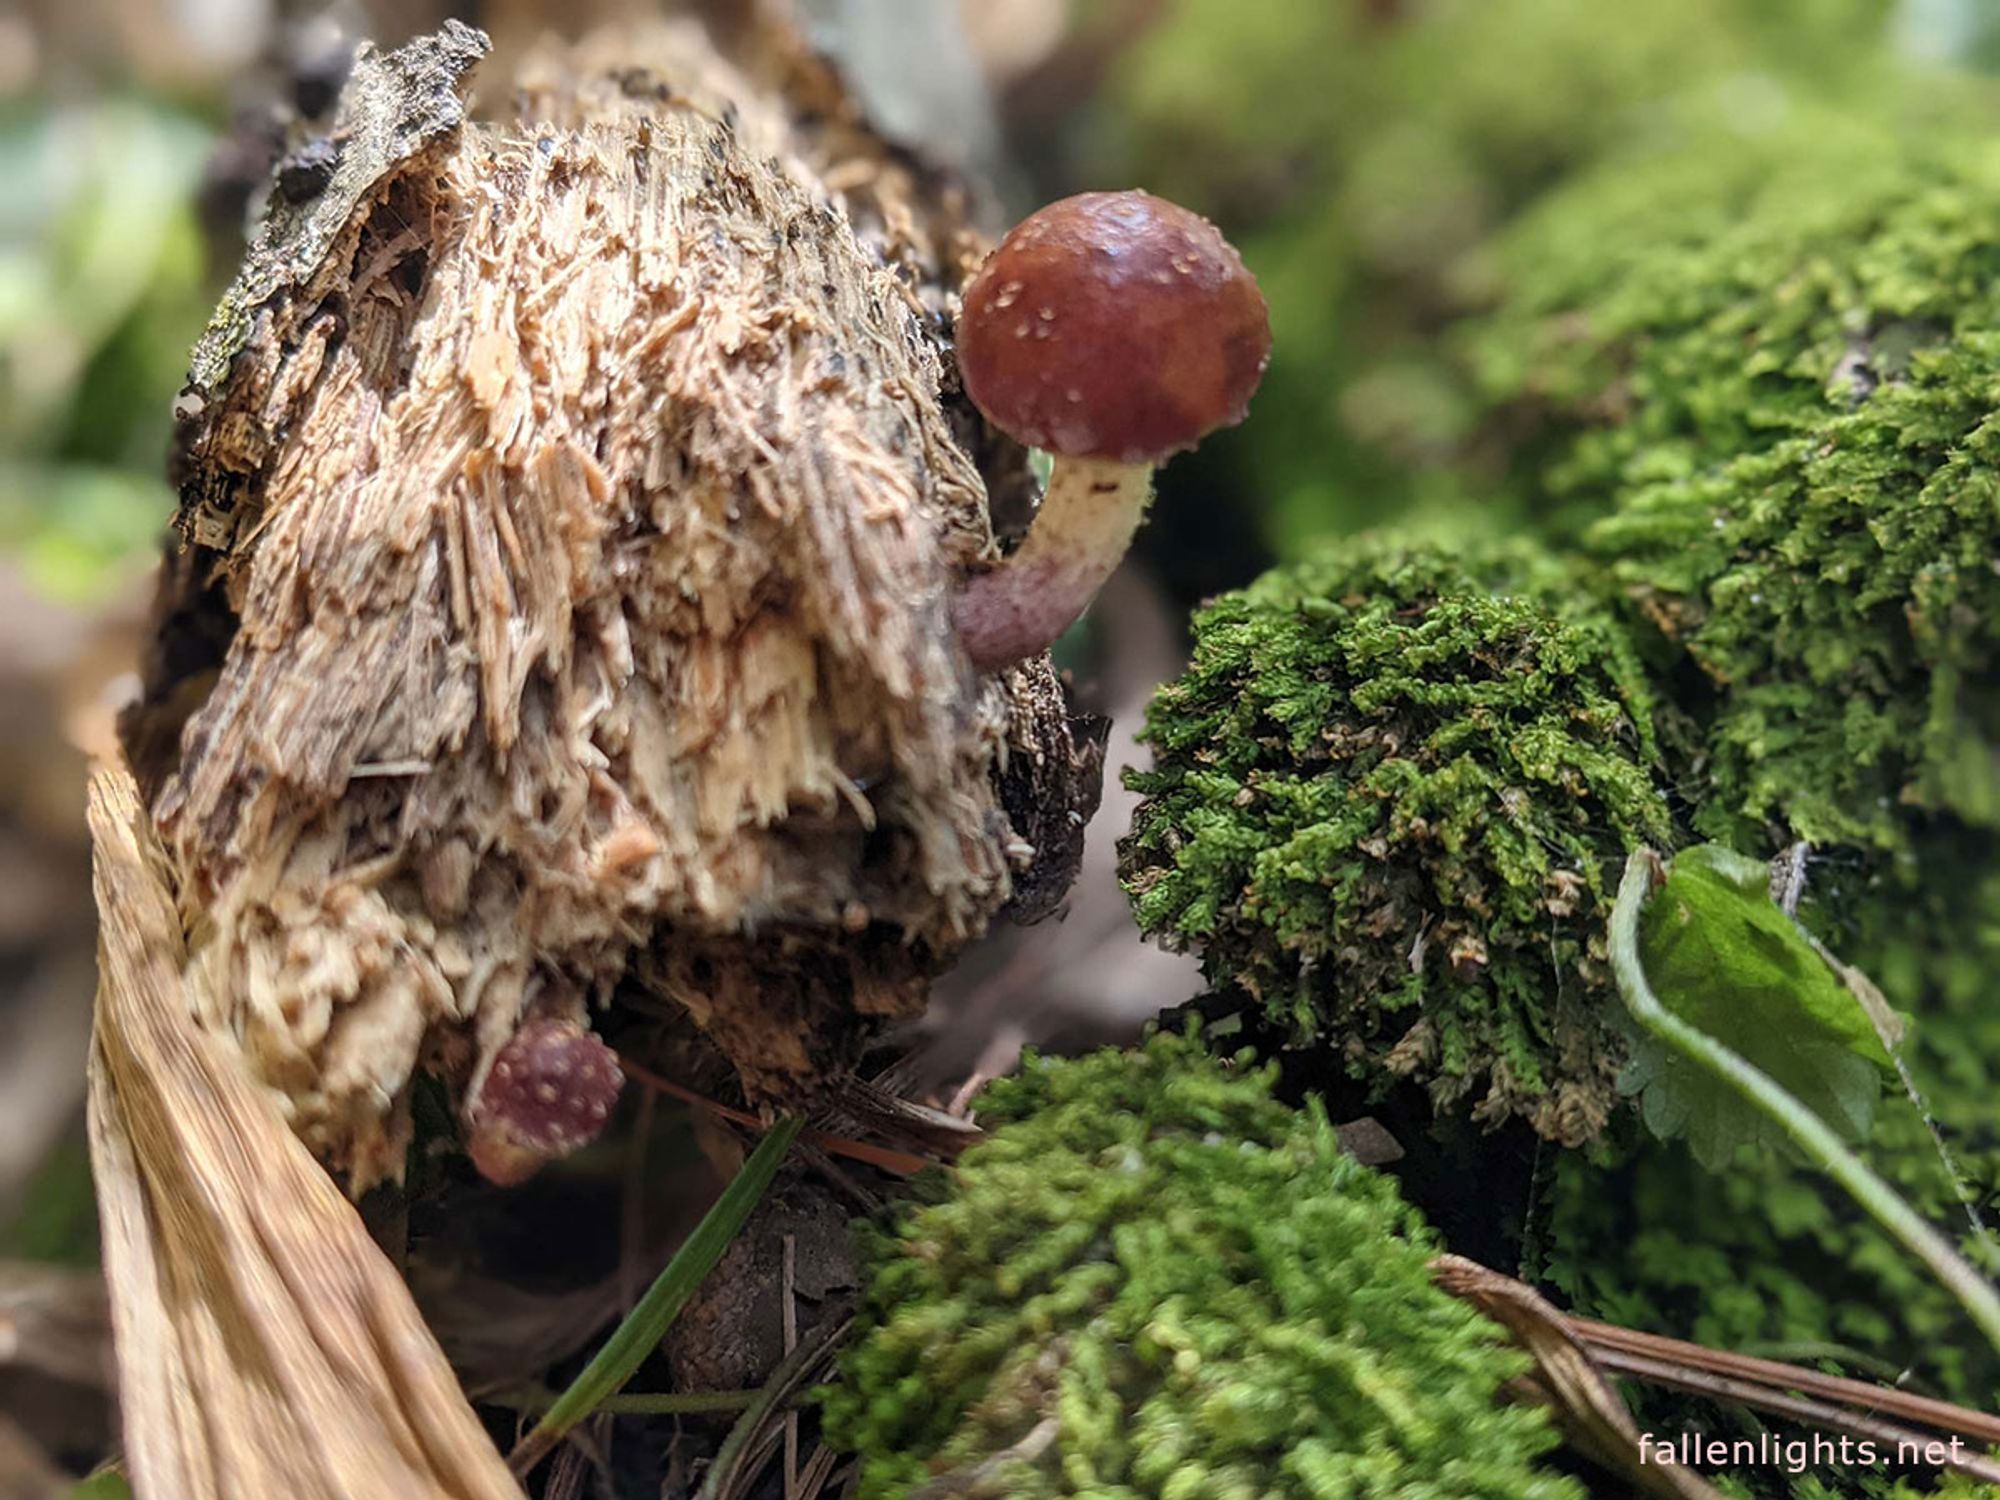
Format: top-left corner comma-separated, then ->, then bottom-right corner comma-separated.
508,1116 -> 804,1478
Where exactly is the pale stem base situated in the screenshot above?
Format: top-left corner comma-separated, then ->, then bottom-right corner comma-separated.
953,456 -> 1151,673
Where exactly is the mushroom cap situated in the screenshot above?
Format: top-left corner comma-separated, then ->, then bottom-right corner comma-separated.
955,191 -> 1271,463
468,1017 -> 624,1186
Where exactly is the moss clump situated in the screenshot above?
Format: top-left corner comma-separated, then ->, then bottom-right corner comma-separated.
1096,0 -> 1921,547
1451,120 -> 2000,1490
1465,124 -> 2000,853
823,1031 -> 1579,1500
1119,540 -> 1671,1144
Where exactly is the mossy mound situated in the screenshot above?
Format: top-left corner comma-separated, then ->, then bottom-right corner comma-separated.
1449,115 -> 2000,1493
1096,0 -> 1920,547
1119,539 -> 1672,1144
823,1031 -> 1580,1500
1464,124 -> 2000,853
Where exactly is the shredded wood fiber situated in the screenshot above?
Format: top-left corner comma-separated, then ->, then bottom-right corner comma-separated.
118,16 -> 1100,1190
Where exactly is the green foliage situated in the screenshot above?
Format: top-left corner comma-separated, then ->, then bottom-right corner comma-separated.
1825,828 -> 2000,1241
1536,1110 -> 2000,1494
1877,1481 -> 2000,1500
1623,844 -> 1890,1168
514,1117 -> 803,1474
824,1031 -> 1579,1500
1098,0 -> 1923,549
1464,120 -> 2000,854
1102,16 -> 2000,1494
0,97 -> 210,600
1120,538 -> 1672,1143
1537,886 -> 2000,1461
1464,115 -> 2000,1490
0,1132 -> 99,1268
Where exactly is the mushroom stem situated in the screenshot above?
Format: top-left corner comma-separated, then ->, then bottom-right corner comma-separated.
953,455 -> 1151,672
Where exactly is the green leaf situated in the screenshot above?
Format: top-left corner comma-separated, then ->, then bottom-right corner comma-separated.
1618,844 -> 1891,1169
1609,850 -> 2000,1364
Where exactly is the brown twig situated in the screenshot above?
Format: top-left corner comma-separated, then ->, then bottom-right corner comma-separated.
783,1234 -> 799,1500
794,1442 -> 841,1500
1569,1316 -> 2000,1449
1432,1255 -> 1721,1498
695,1315 -> 853,1500
1589,1348 -> 2000,1486
795,1140 -> 884,1215
620,1058 -> 941,1178
1435,1255 -> 2000,1492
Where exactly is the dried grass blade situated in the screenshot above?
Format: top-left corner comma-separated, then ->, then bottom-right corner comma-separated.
1431,1254 -> 1724,1500
1567,1316 -> 2000,1448
86,762 -> 520,1500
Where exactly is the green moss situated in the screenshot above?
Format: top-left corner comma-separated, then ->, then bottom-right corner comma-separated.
1099,31 -> 2000,1496
1453,115 -> 2000,1491
1096,0 -> 1924,549
1539,1110 -> 1996,1405
823,1031 -> 1579,1499
1119,539 -> 1671,1143
1811,826 -> 2000,1224
1465,123 -> 2000,853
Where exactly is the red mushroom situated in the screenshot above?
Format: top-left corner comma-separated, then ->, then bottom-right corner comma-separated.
952,190 -> 1271,672
466,1017 -> 625,1186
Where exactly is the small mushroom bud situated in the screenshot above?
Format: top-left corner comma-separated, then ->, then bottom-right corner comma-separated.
952,190 -> 1271,672
466,1018 -> 624,1186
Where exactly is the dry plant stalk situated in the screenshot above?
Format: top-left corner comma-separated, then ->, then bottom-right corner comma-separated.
90,11 -> 1101,1496
1431,1255 -> 2000,1492
1430,1255 -> 1724,1500
88,765 -> 520,1500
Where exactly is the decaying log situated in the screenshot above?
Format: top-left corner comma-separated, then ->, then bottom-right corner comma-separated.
115,12 -> 1103,1191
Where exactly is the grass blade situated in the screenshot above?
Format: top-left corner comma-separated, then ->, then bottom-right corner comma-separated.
509,1116 -> 805,1477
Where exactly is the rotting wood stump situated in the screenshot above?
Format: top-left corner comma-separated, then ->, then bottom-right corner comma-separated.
114,15 -> 1104,1192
